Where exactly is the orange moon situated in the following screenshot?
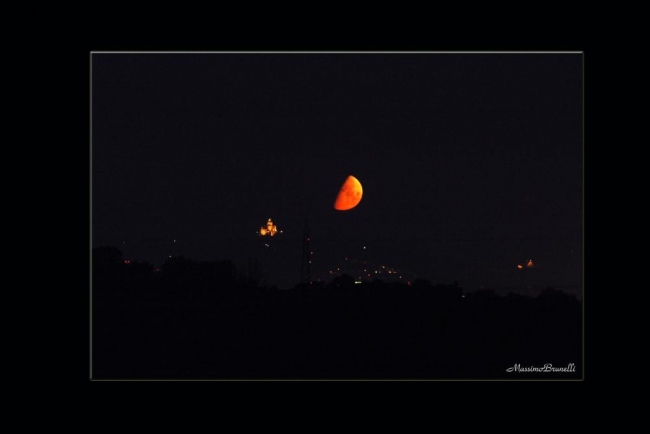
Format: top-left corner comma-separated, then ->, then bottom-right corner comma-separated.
334,175 -> 363,211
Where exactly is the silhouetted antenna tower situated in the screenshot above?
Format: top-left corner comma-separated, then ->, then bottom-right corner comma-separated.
300,219 -> 311,284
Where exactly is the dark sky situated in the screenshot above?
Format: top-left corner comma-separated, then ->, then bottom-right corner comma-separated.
92,53 -> 582,293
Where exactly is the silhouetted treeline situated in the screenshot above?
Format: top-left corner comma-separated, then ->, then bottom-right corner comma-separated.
93,246 -> 264,299
92,247 -> 582,379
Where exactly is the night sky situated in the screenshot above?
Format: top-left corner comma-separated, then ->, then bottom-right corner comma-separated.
92,53 -> 582,293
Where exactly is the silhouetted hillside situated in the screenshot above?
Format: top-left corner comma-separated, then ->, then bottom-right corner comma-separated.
92,247 -> 582,379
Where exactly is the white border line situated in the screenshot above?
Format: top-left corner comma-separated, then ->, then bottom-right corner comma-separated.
91,51 -> 583,54
89,52 -> 93,380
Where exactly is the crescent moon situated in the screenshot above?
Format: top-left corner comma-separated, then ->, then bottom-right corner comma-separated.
334,175 -> 363,211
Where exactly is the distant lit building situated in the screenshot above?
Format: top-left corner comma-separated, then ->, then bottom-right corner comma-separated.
259,218 -> 279,236
517,259 -> 537,269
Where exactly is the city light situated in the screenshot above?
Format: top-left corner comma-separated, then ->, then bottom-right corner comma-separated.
259,218 -> 278,236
